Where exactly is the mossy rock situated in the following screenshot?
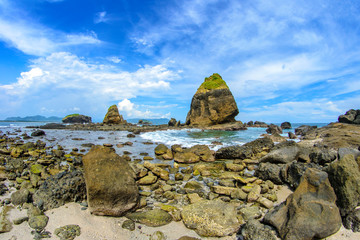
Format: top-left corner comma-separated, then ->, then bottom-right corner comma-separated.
54,224 -> 81,240
30,164 -> 44,175
196,73 -> 229,93
125,209 -> 172,227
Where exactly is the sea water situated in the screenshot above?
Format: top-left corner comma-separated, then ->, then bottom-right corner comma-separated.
0,122 -> 328,161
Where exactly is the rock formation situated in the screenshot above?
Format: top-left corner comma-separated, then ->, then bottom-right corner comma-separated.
82,145 -> 139,216
338,109 -> 360,124
103,105 -> 126,124
62,114 -> 92,123
264,168 -> 342,240
186,73 -> 239,126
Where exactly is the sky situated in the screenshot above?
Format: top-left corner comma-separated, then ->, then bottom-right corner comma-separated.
0,0 -> 359,123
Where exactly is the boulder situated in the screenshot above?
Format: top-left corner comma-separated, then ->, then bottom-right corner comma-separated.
294,125 -> 317,136
62,114 -> 91,123
240,220 -> 278,240
11,188 -> 30,205
281,121 -> 292,129
338,109 -> 360,124
216,138 -> 274,160
103,105 -> 126,124
255,162 -> 284,185
266,124 -> 282,135
186,73 -> 239,126
260,145 -> 300,164
168,118 -> 177,126
264,168 -> 341,240
82,146 -> 139,216
31,130 -> 45,137
326,154 -> 360,216
33,170 -> 86,211
181,200 -> 240,237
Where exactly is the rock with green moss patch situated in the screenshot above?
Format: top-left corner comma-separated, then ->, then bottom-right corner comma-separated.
54,224 -> 81,240
186,73 -> 239,126
62,114 -> 91,123
103,105 -> 126,124
126,209 -> 172,227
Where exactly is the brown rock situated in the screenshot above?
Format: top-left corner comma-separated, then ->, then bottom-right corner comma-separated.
103,105 -> 126,124
186,73 -> 239,126
82,145 -> 139,216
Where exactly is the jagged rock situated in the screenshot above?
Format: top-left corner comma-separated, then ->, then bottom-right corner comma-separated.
62,114 -> 92,123
103,105 -> 126,124
294,125 -> 317,136
326,154 -> 360,216
260,145 -> 300,164
181,200 -> 240,237
33,170 -> 86,211
338,109 -> 360,124
31,130 -> 45,137
288,132 -> 297,139
168,118 -> 177,126
264,168 -> 341,240
240,219 -> 278,240
282,161 -> 322,189
344,209 -> 360,232
255,162 -> 284,185
266,124 -> 282,135
186,73 -> 238,126
216,138 -> 274,160
281,122 -> 292,129
82,145 -> 139,216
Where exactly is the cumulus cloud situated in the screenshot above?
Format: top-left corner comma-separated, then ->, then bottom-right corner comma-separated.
118,99 -> 171,118
0,52 -> 179,118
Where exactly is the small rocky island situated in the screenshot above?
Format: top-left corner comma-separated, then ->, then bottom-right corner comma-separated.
186,73 -> 239,126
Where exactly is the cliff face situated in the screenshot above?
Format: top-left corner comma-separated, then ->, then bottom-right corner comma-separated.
103,105 -> 126,124
186,73 -> 239,126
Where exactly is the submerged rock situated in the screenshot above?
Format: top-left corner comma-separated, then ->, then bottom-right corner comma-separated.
103,105 -> 127,124
82,145 -> 139,216
181,200 -> 240,237
186,73 -> 239,126
264,168 -> 341,240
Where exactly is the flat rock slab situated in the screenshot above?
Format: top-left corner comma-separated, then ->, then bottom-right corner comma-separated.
126,209 -> 172,227
181,200 -> 240,237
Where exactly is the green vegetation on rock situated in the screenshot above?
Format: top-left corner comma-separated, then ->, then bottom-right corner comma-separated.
197,73 -> 229,93
64,114 -> 80,119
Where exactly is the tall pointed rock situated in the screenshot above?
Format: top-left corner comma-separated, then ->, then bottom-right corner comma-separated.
103,105 -> 126,124
186,73 -> 239,126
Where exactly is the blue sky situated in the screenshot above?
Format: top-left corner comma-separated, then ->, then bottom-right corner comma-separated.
0,0 -> 359,123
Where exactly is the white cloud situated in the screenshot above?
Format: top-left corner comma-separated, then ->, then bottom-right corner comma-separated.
94,11 -> 109,24
107,56 -> 122,63
0,52 -> 179,117
0,1 -> 101,56
118,99 -> 171,118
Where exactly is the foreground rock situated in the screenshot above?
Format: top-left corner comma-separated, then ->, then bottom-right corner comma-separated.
126,209 -> 172,227
33,170 -> 86,210
103,105 -> 127,124
327,154 -> 360,216
62,114 -> 92,123
181,200 -> 240,237
264,168 -> 341,240
82,145 -> 139,216
186,73 -> 239,126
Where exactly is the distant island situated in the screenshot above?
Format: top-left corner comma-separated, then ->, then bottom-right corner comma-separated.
1,115 -> 62,122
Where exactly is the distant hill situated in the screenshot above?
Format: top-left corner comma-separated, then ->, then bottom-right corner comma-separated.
3,115 -> 62,122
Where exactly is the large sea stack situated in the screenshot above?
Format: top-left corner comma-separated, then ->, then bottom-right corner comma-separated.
186,73 -> 239,126
103,104 -> 126,124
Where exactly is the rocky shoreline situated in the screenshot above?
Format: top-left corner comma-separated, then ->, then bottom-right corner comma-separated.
0,110 -> 360,240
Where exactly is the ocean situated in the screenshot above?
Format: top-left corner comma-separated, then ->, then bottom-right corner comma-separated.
0,121 -> 328,162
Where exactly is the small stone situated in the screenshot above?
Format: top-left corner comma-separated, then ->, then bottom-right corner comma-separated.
258,197 -> 274,209
187,193 -> 203,204
54,224 -> 81,240
247,185 -> 261,202
28,215 -> 49,231
150,231 -> 166,240
122,219 -> 135,231
13,216 -> 29,225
